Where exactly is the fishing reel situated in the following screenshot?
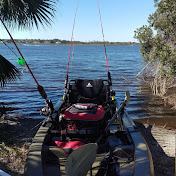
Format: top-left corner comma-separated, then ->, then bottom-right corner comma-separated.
40,99 -> 54,120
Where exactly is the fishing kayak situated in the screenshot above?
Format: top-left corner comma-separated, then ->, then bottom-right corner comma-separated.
25,79 -> 154,176
24,1 -> 154,175
0,0 -> 154,175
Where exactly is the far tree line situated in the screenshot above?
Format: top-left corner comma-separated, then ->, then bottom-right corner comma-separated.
0,39 -> 138,45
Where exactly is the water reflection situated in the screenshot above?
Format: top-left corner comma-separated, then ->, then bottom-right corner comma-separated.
134,83 -> 176,129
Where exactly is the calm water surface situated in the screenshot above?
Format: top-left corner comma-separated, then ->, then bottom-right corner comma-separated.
0,44 -> 175,127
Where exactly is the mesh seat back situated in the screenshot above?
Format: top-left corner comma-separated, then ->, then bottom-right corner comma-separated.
68,79 -> 109,105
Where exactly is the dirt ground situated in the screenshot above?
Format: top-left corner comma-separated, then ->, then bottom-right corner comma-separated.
134,121 -> 175,176
0,115 -> 175,176
0,115 -> 42,176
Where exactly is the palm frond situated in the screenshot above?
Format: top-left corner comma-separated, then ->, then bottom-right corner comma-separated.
0,0 -> 58,29
0,54 -> 21,87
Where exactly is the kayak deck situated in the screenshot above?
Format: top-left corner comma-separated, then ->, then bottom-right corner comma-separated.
25,79 -> 154,176
25,113 -> 154,176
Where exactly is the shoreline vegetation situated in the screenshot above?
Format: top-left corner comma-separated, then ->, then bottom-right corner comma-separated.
0,39 -> 139,45
134,0 -> 176,109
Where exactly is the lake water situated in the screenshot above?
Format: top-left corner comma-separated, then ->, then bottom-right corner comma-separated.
1,43 -> 175,127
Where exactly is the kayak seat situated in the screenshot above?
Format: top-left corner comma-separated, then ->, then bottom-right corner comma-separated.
67,79 -> 110,105
60,79 -> 110,138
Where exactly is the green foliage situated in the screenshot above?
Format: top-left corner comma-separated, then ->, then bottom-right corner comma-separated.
0,54 -> 21,87
0,0 -> 57,29
134,25 -> 154,62
0,1 -> 58,87
134,0 -> 176,78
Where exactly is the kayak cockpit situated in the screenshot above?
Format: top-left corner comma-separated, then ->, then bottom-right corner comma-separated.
25,79 -> 154,176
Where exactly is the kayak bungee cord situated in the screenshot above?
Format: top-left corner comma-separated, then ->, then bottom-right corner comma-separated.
0,17 -> 54,115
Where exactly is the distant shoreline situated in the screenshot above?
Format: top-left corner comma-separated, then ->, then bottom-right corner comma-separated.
0,39 -> 140,46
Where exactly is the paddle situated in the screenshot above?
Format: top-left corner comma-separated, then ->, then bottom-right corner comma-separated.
65,143 -> 98,176
96,91 -> 130,144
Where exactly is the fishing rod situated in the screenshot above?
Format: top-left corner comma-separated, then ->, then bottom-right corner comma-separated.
0,17 -> 54,113
0,39 -> 18,57
97,0 -> 112,86
64,0 -> 112,95
63,0 -> 80,100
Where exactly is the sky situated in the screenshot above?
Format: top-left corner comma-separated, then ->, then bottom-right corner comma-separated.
0,0 -> 156,42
